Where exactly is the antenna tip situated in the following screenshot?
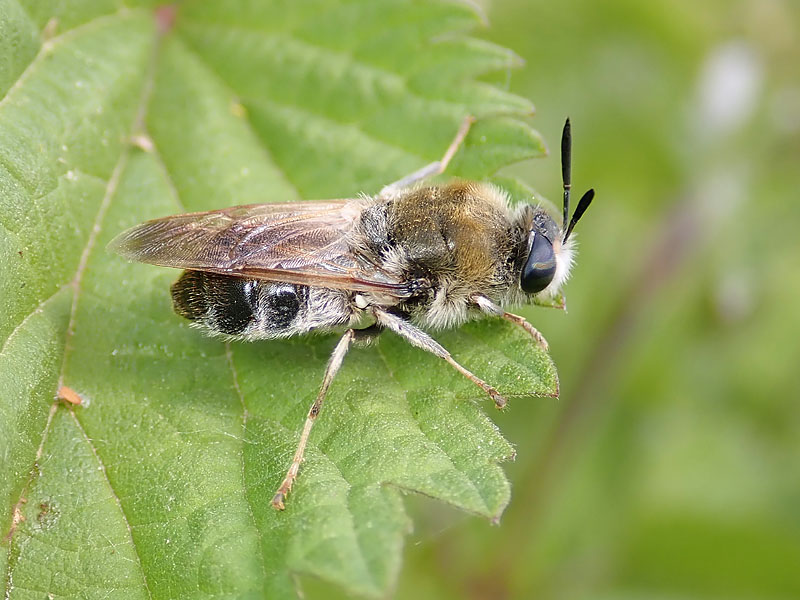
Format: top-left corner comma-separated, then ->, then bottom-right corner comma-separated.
576,188 -> 595,211
561,119 -> 572,150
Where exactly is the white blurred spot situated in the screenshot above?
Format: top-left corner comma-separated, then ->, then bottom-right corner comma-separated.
697,41 -> 763,135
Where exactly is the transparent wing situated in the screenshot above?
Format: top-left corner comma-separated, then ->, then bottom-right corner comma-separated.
109,201 -> 409,296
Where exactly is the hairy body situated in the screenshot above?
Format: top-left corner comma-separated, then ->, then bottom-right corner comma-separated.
110,117 -> 593,509
170,181 -> 571,339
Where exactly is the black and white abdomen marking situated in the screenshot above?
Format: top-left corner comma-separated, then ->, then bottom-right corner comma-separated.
170,271 -> 354,339
171,271 -> 302,336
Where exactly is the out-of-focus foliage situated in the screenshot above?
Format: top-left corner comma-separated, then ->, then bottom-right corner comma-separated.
309,0 -> 800,598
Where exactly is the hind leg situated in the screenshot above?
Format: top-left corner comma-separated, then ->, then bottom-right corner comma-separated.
272,325 -> 382,509
379,115 -> 475,199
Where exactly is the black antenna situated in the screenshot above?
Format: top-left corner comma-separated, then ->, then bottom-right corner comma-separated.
561,118 -> 571,235
560,118 -> 595,242
564,189 -> 594,242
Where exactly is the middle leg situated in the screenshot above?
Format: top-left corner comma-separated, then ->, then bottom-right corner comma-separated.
372,307 -> 507,409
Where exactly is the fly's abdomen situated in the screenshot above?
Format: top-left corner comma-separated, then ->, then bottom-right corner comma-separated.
171,271 -> 351,338
171,271 -> 306,337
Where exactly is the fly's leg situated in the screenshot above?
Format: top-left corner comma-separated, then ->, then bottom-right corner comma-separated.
272,326 -> 381,510
372,307 -> 507,409
502,312 -> 549,351
472,295 -> 549,351
379,115 -> 475,199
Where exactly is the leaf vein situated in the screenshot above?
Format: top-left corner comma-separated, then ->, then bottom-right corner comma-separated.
0,284 -> 68,358
68,410 -> 152,596
0,9 -> 145,113
224,342 -> 268,583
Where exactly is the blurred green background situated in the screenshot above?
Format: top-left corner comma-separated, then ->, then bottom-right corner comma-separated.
312,0 -> 800,598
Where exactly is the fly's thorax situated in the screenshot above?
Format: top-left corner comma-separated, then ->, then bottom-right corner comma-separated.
357,182 -> 519,289
352,182 -> 530,328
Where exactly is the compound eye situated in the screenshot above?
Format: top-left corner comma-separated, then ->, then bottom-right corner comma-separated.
521,232 -> 556,294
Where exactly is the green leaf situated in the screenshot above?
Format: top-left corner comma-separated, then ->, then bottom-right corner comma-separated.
1,1 -> 555,597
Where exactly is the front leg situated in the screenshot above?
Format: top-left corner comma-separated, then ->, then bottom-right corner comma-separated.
472,296 -> 549,351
